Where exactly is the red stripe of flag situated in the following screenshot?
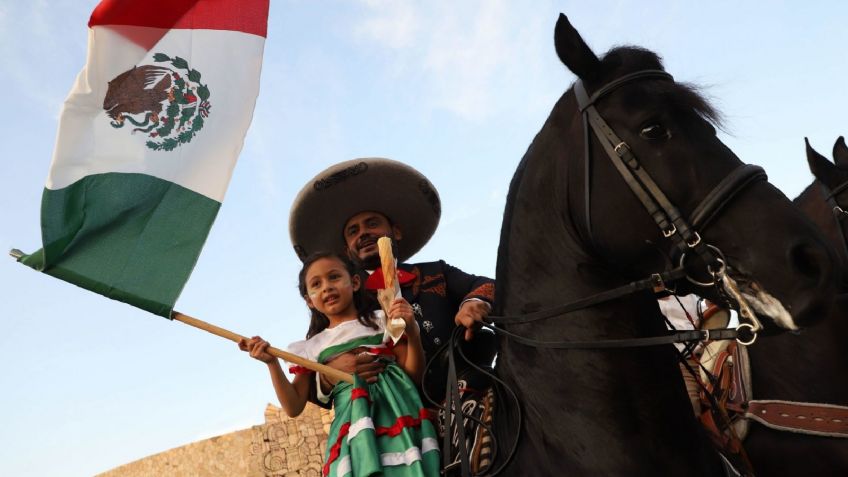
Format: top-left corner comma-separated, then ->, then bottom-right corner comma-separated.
351,387 -> 370,402
322,408 -> 434,475
323,422 -> 351,476
368,346 -> 396,356
89,0 -> 269,37
374,408 -> 433,437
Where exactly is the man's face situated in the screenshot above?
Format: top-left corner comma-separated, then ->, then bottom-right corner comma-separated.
343,211 -> 402,268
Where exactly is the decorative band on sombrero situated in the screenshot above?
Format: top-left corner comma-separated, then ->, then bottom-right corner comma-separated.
289,158 -> 441,263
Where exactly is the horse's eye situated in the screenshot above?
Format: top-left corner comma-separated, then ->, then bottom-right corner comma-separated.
640,124 -> 670,140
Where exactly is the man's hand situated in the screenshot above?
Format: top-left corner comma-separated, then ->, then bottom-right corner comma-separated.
322,351 -> 386,388
354,352 -> 386,384
455,300 -> 491,341
320,352 -> 357,392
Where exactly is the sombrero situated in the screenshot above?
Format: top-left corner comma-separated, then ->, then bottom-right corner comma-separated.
289,158 -> 441,263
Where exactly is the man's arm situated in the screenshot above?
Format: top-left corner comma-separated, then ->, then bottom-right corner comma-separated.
442,260 -> 495,304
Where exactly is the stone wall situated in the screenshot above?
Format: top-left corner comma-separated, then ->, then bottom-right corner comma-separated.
254,404 -> 333,476
97,404 -> 333,477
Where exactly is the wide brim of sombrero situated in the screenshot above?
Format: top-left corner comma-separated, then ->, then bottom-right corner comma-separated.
289,158 -> 441,263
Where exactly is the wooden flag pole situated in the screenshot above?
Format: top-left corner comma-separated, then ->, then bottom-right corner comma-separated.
175,312 -> 355,384
8,249 -> 353,384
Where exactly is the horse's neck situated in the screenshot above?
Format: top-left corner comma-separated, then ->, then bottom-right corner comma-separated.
495,142 -> 721,474
497,245 -> 720,473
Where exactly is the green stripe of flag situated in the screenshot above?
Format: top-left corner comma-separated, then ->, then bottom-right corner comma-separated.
317,333 -> 385,364
19,172 -> 220,317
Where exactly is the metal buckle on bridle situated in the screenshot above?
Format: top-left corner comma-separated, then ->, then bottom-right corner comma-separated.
662,224 -> 677,238
686,232 -> 702,248
833,205 -> 848,219
614,141 -> 631,157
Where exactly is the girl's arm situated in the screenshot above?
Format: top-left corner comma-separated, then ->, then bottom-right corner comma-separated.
239,336 -> 311,417
388,299 -> 426,385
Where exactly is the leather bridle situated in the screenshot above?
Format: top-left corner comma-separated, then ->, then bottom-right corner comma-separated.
575,70 -> 766,280
487,69 -> 768,343
820,179 -> 848,261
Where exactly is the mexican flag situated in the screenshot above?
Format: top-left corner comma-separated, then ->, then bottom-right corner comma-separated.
17,0 -> 269,317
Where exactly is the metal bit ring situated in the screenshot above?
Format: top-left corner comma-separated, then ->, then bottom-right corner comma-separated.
679,244 -> 727,287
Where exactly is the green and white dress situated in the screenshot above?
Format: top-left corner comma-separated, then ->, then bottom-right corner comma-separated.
286,312 -> 440,477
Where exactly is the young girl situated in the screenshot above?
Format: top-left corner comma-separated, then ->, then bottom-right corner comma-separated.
239,251 -> 440,477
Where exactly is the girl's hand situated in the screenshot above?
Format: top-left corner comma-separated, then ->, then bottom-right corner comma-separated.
388,298 -> 419,336
238,336 -> 275,364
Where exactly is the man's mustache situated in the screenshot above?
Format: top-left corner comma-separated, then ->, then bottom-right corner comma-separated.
356,234 -> 379,250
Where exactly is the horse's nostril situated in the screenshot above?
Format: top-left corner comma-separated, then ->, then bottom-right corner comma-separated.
788,241 -> 831,286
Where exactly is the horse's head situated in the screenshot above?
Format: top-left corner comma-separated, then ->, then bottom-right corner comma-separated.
552,14 -> 838,329
804,136 -> 848,270
807,136 -> 848,191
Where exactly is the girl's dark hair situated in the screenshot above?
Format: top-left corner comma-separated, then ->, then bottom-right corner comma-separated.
298,251 -> 380,339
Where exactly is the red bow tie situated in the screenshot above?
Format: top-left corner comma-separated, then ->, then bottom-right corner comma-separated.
365,268 -> 417,290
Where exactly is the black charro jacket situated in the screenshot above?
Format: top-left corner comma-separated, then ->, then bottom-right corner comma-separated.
393,260 -> 494,357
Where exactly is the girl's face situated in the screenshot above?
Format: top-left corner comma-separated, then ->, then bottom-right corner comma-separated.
304,257 -> 361,317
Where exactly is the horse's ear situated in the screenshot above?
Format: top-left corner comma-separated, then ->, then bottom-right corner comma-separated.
554,13 -> 600,80
807,137 -> 837,183
833,136 -> 848,169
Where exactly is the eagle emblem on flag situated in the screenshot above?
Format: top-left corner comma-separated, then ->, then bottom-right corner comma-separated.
103,53 -> 211,151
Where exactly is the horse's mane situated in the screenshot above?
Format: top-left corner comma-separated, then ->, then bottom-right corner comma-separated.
597,46 -> 724,128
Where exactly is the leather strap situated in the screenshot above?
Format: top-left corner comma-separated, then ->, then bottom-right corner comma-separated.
443,335 -> 471,476
745,400 -> 848,437
825,180 -> 848,200
489,267 -> 687,325
819,180 -> 848,261
576,78 -> 723,268
575,70 -> 673,111
485,326 -> 739,350
574,71 -> 769,276
690,165 -> 767,231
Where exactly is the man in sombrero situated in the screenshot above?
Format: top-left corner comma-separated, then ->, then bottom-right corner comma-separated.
290,157 -> 497,472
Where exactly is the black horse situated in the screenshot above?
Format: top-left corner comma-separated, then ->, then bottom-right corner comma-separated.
797,137 -> 848,270
489,15 -> 838,476
741,138 -> 848,476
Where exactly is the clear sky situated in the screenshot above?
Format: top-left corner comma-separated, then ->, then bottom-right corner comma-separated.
1,1 -> 846,475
